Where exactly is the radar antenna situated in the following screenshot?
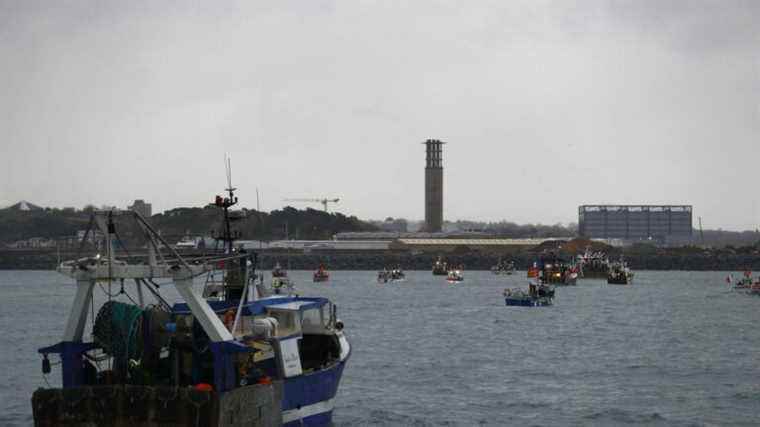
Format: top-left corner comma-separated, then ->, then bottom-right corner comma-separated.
213,156 -> 239,253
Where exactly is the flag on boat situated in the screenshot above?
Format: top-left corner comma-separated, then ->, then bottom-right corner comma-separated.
527,266 -> 539,278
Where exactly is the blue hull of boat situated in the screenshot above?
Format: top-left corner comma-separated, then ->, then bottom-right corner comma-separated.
282,359 -> 347,426
504,297 -> 552,307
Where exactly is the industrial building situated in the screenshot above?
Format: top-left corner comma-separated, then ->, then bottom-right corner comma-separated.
128,199 -> 152,218
424,139 -> 444,232
391,238 -> 554,253
237,240 -> 392,252
578,205 -> 693,241
237,237 -> 621,254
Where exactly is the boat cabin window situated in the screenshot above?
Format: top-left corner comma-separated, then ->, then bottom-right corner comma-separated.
302,307 -> 326,333
322,303 -> 332,324
266,308 -> 301,337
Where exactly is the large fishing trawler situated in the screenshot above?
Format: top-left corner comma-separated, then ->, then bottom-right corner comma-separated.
32,173 -> 350,426
577,248 -> 610,279
528,253 -> 579,286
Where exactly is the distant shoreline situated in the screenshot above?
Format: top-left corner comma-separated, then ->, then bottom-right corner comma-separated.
2,249 -> 759,272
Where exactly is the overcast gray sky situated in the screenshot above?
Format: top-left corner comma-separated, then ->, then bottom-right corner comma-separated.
1,0 -> 758,230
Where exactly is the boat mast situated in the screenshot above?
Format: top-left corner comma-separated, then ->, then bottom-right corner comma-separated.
217,157 -> 238,254
211,156 -> 256,302
256,187 -> 262,251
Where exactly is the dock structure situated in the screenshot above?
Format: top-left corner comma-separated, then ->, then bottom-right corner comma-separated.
423,139 -> 445,233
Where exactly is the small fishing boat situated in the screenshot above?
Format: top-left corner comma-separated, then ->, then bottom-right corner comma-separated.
529,253 -> 578,286
272,261 -> 288,278
503,283 -> 554,307
268,276 -> 297,296
446,269 -> 464,283
731,277 -> 753,290
727,271 -> 760,293
313,264 -> 330,282
378,268 -> 405,283
491,259 -> 516,275
432,257 -> 448,275
727,271 -> 754,289
607,261 -> 634,285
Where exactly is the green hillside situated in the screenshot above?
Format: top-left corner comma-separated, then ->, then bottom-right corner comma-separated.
0,204 -> 378,244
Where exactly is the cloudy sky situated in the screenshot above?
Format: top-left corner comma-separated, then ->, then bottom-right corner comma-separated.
1,0 -> 758,229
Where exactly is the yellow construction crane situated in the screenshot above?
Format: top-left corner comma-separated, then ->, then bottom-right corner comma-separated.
283,198 -> 340,212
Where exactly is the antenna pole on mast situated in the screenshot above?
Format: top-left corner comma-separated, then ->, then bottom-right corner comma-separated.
217,156 -> 238,254
256,188 -> 262,250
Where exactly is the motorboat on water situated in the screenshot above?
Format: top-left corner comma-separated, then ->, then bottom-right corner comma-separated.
313,265 -> 330,282
272,261 -> 288,278
607,260 -> 634,285
506,264 -> 556,306
32,182 -> 350,426
730,276 -> 754,289
529,253 -> 579,286
446,269 -> 464,283
491,259 -> 516,275
269,276 -> 297,296
728,273 -> 753,289
377,268 -> 405,283
432,257 -> 448,276
727,272 -> 760,294
503,282 -> 554,306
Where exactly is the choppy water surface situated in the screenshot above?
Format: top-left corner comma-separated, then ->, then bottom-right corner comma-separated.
1,270 -> 759,426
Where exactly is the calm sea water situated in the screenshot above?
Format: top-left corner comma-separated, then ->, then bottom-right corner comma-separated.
1,270 -> 759,426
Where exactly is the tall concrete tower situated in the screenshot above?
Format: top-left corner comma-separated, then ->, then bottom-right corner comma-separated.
423,139 -> 445,232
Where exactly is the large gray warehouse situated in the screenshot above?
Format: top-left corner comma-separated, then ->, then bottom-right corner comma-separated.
578,205 -> 693,240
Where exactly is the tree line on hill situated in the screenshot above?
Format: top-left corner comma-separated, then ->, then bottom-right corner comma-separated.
1,202 -> 759,250
151,206 -> 377,241
0,204 -> 378,245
